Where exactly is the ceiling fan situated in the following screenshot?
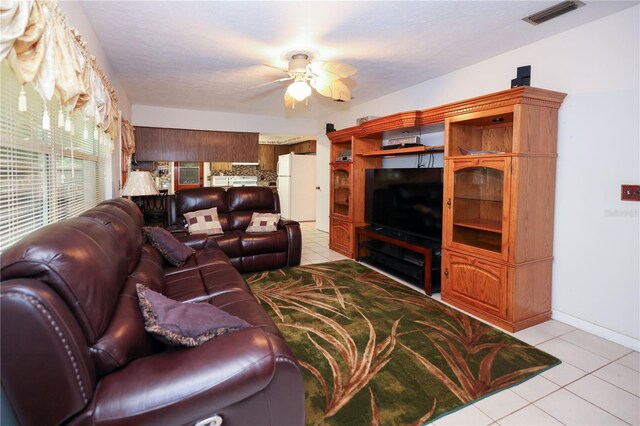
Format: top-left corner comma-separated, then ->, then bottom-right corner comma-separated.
261,49 -> 357,108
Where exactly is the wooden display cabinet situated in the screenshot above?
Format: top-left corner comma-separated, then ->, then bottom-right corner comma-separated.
441,88 -> 566,332
328,136 -> 381,257
327,87 -> 565,331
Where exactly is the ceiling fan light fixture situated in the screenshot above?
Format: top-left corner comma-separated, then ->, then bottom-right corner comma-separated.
288,79 -> 312,101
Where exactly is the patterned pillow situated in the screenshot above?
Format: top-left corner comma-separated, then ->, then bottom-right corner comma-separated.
183,208 -> 223,235
246,212 -> 281,233
142,226 -> 195,266
136,284 -> 251,347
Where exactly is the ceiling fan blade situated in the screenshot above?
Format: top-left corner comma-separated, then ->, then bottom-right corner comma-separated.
263,63 -> 289,73
313,76 -> 334,97
253,76 -> 294,88
309,61 -> 357,80
314,78 -> 352,101
284,90 -> 295,109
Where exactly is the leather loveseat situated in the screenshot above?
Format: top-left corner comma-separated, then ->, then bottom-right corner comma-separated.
167,186 -> 301,272
0,197 -> 305,425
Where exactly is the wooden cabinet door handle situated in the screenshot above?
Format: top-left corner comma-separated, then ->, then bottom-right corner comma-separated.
444,268 -> 449,278
447,198 -> 451,208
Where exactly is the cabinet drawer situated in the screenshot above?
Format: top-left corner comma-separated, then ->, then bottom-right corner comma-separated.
442,250 -> 508,319
330,218 -> 353,257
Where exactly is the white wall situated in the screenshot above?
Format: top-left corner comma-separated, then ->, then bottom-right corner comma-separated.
58,2 -> 132,198
319,7 -> 640,348
132,105 -> 318,135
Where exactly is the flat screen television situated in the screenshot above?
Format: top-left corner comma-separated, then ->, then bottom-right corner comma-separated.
365,167 -> 444,242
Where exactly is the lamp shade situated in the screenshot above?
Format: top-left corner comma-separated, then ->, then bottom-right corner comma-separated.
121,171 -> 160,196
287,80 -> 312,101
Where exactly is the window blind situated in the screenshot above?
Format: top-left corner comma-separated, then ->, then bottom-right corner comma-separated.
0,61 -> 110,252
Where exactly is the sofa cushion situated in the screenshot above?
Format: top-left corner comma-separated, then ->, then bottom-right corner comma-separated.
176,187 -> 228,221
210,231 -> 242,259
240,229 -> 288,255
0,217 -> 128,344
99,197 -> 145,229
91,280 -> 162,375
227,187 -> 278,212
90,245 -> 167,374
246,213 -> 281,233
81,203 -> 144,274
143,227 -> 195,266
136,284 -> 251,346
184,208 -> 224,236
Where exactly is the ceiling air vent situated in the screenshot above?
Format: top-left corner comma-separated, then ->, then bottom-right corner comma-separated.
523,1 -> 585,25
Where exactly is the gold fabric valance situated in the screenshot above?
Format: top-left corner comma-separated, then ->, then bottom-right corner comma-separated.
1,0 -> 120,137
121,118 -> 135,156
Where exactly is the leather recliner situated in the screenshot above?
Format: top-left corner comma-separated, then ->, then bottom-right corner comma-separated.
0,197 -> 305,425
167,186 -> 302,272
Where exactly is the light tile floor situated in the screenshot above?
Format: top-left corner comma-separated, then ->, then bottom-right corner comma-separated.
298,222 -> 640,425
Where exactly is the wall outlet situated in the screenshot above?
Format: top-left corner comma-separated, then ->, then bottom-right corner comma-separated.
621,184 -> 640,201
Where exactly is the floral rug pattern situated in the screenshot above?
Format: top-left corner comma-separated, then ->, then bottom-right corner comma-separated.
245,260 -> 559,425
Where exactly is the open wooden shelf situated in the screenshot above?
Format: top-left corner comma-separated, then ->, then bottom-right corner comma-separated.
360,145 -> 444,157
453,219 -> 502,233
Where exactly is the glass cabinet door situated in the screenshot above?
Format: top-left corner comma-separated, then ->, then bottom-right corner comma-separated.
447,158 -> 510,258
174,162 -> 203,191
177,162 -> 200,185
332,166 -> 350,217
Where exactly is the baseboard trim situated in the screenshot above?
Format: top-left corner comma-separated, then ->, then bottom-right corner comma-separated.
552,310 -> 640,351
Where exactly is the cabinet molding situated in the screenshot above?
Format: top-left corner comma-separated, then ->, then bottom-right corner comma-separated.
328,87 -> 565,142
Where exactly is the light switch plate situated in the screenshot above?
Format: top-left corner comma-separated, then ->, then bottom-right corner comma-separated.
621,184 -> 640,201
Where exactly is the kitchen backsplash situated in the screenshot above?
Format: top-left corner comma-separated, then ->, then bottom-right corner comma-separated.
211,165 -> 277,182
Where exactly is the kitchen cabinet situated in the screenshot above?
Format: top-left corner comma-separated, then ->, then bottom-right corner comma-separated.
258,145 -> 276,171
134,126 -> 258,162
292,140 -> 316,154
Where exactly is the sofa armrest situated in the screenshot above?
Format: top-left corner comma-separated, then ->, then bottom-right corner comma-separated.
87,327 -> 276,425
279,220 -> 301,266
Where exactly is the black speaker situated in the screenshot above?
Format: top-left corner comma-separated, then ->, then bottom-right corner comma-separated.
511,65 -> 531,88
326,123 -> 335,133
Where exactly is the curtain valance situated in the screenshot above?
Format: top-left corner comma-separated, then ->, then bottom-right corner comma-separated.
1,0 -> 120,137
121,118 -> 135,156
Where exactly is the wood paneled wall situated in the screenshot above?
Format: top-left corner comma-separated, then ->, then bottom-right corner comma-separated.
134,126 -> 259,162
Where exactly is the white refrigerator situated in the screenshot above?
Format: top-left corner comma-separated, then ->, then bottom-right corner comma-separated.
277,153 -> 317,221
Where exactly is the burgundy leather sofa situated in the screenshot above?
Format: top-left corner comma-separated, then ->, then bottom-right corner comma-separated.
167,187 -> 302,272
0,198 -> 305,425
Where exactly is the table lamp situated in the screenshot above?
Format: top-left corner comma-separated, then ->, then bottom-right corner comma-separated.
121,171 -> 160,211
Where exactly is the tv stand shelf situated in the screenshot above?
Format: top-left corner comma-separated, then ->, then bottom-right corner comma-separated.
360,145 -> 444,157
356,227 -> 440,295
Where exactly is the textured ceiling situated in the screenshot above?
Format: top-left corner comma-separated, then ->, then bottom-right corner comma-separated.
81,1 -> 635,120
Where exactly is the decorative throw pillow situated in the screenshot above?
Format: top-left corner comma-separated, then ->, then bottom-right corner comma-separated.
246,212 -> 281,233
136,284 -> 251,347
142,226 -> 195,266
183,208 -> 224,235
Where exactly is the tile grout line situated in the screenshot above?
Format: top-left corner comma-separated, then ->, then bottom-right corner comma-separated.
489,400 -> 568,426
560,386 -> 634,425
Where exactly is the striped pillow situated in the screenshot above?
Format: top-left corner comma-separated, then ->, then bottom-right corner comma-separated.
246,212 -> 281,233
183,208 -> 223,235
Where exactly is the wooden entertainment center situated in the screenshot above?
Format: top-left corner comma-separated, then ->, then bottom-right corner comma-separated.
328,86 -> 566,332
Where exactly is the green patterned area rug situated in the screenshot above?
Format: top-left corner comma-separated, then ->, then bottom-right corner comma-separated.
245,260 -> 559,425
